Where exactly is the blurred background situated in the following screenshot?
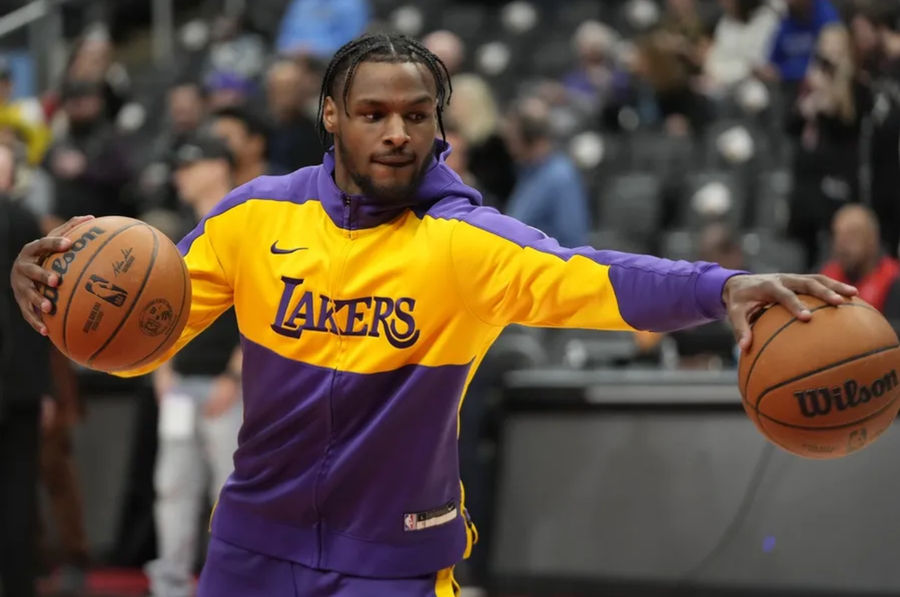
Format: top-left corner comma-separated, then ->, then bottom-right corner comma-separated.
3,0 -> 900,596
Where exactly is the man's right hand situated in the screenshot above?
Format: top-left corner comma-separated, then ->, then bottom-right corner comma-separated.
10,215 -> 94,335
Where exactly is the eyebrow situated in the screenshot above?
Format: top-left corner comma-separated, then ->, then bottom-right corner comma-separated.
352,95 -> 434,108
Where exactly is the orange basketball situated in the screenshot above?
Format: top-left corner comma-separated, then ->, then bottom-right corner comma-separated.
738,295 -> 900,459
39,216 -> 191,373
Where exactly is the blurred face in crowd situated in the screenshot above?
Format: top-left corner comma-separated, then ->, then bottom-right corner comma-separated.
168,84 -> 205,135
211,116 -> 265,168
174,158 -> 229,205
786,0 -> 813,19
698,223 -> 744,271
0,144 -> 15,192
850,13 -> 880,64
266,61 -> 305,121
69,37 -> 112,80
831,206 -> 881,280
64,91 -> 105,126
323,61 -> 438,204
422,31 -> 465,76
502,97 -> 550,164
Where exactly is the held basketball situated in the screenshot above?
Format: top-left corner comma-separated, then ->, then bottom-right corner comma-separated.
39,216 -> 191,373
738,295 -> 900,459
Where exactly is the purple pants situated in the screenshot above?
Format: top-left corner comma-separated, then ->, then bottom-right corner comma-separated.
198,537 -> 459,597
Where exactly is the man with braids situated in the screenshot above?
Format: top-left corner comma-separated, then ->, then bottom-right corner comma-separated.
11,34 -> 856,596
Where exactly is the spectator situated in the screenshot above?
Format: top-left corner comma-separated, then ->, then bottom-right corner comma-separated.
146,135 -> 242,597
444,122 -> 500,210
821,205 -> 900,320
632,30 -> 713,134
0,141 -> 52,597
704,0 -> 781,92
561,21 -> 625,115
58,25 -> 131,123
786,24 -> 868,269
208,106 -> 276,186
855,2 -> 900,257
0,57 -> 51,166
264,58 -> 322,173
203,70 -> 255,111
44,79 -> 135,223
446,74 -> 516,208
276,0 -> 371,58
764,0 -> 840,96
503,96 -> 590,248
422,30 -> 466,76
139,80 -> 209,213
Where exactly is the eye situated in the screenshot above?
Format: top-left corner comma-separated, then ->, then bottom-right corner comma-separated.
362,112 -> 383,122
407,112 -> 427,123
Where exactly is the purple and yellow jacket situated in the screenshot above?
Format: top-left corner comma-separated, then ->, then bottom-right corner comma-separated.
122,141 -> 741,577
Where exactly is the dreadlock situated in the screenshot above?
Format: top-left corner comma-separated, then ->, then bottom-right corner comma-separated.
316,33 -> 452,146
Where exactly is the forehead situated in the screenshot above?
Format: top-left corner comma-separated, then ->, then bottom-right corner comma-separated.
344,61 -> 436,105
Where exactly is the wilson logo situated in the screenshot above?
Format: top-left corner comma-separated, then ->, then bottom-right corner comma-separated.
271,276 -> 420,349
41,226 -> 106,315
794,369 -> 898,418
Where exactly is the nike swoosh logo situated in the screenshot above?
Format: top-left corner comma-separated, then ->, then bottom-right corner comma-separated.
270,241 -> 308,255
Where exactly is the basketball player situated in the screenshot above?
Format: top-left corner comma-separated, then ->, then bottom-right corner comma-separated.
10,34 -> 856,597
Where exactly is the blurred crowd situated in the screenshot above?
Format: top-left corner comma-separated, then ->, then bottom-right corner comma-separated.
3,0 -> 900,595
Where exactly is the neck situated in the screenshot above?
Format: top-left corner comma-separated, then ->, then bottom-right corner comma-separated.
235,161 -> 266,186
193,184 -> 231,218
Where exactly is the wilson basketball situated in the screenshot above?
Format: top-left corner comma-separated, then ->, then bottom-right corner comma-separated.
39,216 -> 191,373
738,295 -> 900,459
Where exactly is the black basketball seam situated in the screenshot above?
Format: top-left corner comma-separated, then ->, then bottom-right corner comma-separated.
741,302 -> 882,401
87,225 -> 159,365
60,222 -> 144,356
116,228 -> 189,371
756,389 -> 900,432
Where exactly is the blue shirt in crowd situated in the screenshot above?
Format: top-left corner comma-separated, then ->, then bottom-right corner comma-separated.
506,152 -> 591,249
276,0 -> 370,57
768,0 -> 840,82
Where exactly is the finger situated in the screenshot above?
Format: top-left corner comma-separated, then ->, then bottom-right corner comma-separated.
19,285 -> 53,314
21,236 -> 73,261
728,304 -> 754,352
771,281 -> 812,320
47,215 -> 94,238
17,260 -> 59,288
14,292 -> 47,335
811,274 -> 858,297
785,276 -> 844,305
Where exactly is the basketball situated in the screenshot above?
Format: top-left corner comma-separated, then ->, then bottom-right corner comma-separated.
738,295 -> 900,459
39,216 -> 191,373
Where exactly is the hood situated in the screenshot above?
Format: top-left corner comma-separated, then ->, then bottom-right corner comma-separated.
315,138 -> 483,230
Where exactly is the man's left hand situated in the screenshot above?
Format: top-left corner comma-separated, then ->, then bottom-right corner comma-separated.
723,274 -> 858,352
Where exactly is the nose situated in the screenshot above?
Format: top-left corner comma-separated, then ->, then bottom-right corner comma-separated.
382,113 -> 410,147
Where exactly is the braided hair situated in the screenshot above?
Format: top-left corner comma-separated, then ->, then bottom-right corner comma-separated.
316,34 -> 452,146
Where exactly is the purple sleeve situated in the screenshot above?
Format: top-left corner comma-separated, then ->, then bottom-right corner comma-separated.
460,207 -> 746,332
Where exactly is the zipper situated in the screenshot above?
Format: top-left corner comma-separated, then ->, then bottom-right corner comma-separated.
315,193 -> 354,566
342,194 -> 352,236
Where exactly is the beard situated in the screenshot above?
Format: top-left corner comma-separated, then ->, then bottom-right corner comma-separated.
336,135 -> 431,205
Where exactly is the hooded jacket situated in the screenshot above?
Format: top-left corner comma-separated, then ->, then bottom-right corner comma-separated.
120,140 -> 741,577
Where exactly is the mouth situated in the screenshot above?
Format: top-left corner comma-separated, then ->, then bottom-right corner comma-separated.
372,154 -> 416,168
